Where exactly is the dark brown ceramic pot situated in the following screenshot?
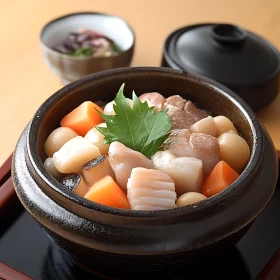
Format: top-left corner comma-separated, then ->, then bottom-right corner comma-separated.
12,67 -> 278,277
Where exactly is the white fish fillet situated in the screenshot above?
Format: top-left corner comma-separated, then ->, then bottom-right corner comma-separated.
151,151 -> 203,195
127,167 -> 177,210
108,142 -> 154,191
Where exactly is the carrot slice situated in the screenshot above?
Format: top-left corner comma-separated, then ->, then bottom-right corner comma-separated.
202,161 -> 239,198
84,175 -> 130,209
60,101 -> 104,136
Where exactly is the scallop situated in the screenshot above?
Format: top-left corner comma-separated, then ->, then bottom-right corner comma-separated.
218,132 -> 250,173
167,133 -> 220,176
44,157 -> 62,180
108,142 -> 154,191
85,123 -> 109,155
139,92 -> 166,112
214,116 -> 238,137
151,150 -> 203,195
190,116 -> 216,137
82,155 -> 115,186
127,167 -> 177,210
104,98 -> 134,115
44,127 -> 78,157
61,173 -> 89,197
53,136 -> 101,173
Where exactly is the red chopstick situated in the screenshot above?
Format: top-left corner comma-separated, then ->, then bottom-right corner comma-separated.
0,154 -> 12,185
258,249 -> 280,280
0,154 -> 16,218
0,262 -> 32,280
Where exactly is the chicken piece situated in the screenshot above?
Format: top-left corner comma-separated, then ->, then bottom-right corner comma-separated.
184,101 -> 208,123
108,142 -> 154,191
165,95 -> 186,110
163,129 -> 190,151
85,123 -> 109,155
151,151 -> 203,195
139,92 -> 166,112
168,133 -> 220,176
165,105 -> 194,129
190,116 -> 216,137
165,100 -> 208,130
127,167 -> 177,210
53,136 -> 101,173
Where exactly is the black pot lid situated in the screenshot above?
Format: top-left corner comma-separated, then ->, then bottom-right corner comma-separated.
164,23 -> 280,87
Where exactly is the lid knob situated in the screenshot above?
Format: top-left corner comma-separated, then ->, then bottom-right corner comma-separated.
212,24 -> 247,46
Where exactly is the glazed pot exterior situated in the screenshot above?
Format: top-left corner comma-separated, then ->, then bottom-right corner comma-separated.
12,67 -> 278,274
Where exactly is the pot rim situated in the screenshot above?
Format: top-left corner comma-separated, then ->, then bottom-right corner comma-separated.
26,66 -> 263,218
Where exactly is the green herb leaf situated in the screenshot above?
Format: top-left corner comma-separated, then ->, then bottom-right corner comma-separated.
96,84 -> 171,157
113,43 -> 122,53
71,46 -> 93,57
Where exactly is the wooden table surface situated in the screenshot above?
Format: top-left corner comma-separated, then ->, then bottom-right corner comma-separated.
1,0 -> 280,166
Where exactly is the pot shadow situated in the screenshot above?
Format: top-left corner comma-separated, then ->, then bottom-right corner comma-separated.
41,243 -> 251,280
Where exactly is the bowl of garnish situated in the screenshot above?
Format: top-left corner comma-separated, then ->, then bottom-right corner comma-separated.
40,12 -> 135,85
12,67 -> 278,278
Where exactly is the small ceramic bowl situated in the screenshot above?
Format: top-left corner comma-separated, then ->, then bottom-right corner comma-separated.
12,67 -> 278,277
40,12 -> 135,85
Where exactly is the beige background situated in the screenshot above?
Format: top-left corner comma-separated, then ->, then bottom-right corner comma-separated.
1,0 -> 280,166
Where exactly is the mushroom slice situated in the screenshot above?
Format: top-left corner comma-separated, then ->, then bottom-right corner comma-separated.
82,155 -> 115,186
61,173 -> 89,197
